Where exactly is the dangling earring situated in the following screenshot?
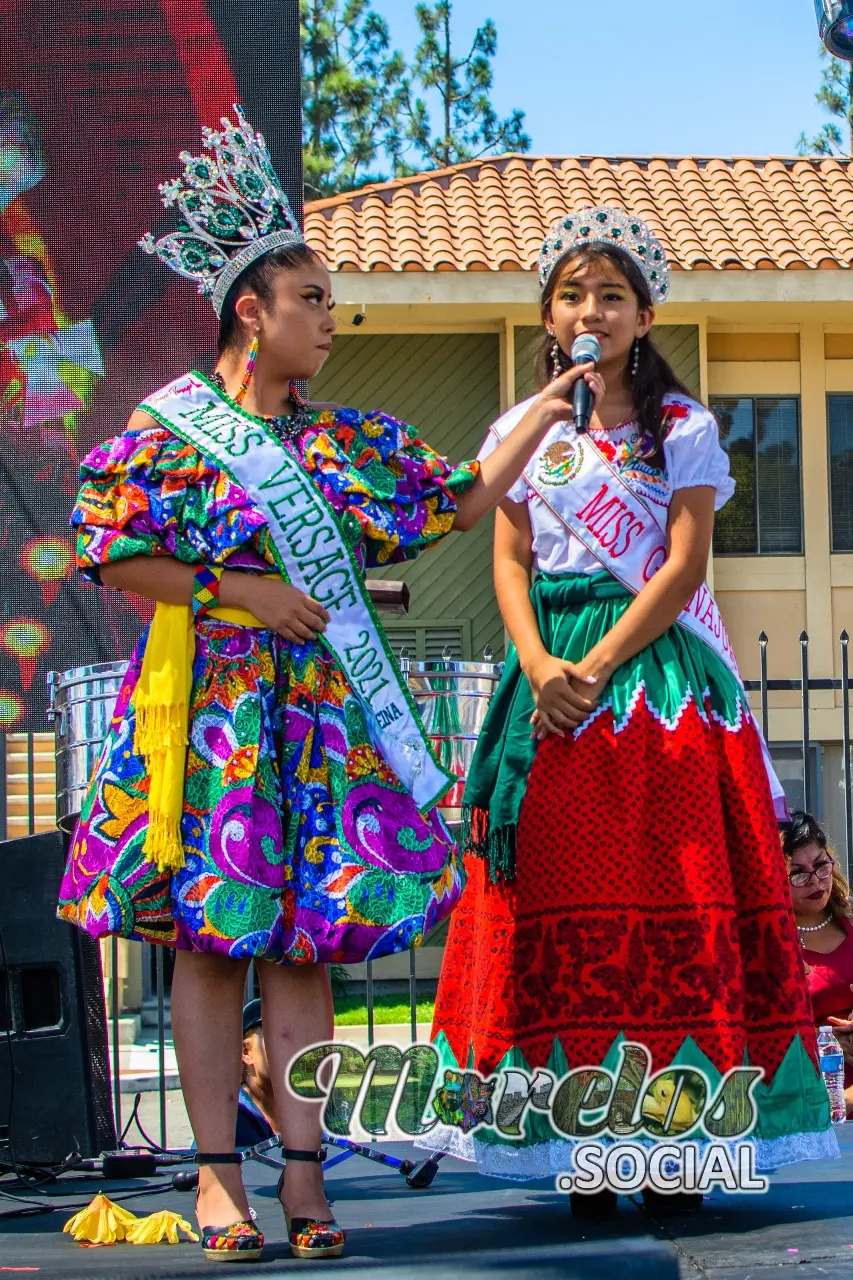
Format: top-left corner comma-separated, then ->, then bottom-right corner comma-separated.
549,333 -> 563,382
236,330 -> 259,405
631,337 -> 641,380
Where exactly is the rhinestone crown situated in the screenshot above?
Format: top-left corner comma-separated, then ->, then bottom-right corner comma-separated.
139,105 -> 305,316
538,205 -> 670,304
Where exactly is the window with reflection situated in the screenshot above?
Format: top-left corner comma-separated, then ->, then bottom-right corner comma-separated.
711,397 -> 802,555
829,395 -> 853,552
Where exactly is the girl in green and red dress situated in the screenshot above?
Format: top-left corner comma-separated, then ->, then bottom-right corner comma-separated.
427,206 -> 836,1211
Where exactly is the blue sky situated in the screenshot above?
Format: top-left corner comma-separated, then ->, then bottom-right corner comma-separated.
370,0 -> 837,158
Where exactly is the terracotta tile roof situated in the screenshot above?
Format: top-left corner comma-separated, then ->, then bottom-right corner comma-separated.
304,154 -> 853,273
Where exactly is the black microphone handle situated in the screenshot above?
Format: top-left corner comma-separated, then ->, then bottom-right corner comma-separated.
572,359 -> 596,434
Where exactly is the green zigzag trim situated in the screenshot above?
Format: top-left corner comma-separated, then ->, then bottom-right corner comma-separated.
748,1033 -> 833,1140
429,1030 -> 830,1147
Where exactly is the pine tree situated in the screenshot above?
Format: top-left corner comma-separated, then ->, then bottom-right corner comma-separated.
797,46 -> 853,156
301,0 -> 406,197
391,1 -> 531,173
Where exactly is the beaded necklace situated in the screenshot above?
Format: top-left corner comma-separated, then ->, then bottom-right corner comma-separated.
210,372 -> 314,444
797,916 -> 832,933
797,915 -> 833,945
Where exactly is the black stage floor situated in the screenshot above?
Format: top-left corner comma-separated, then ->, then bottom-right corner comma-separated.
2,1127 -> 852,1279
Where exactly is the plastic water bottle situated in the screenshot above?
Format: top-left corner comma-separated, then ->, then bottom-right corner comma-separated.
817,1026 -> 847,1124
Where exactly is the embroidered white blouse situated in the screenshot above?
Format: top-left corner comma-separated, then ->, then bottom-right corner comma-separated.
479,392 -> 735,577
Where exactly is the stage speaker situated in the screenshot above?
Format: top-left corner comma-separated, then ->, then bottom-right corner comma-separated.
0,830 -> 116,1166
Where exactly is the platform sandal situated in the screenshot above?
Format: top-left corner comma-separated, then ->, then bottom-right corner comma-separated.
195,1152 -> 264,1264
277,1147 -> 346,1260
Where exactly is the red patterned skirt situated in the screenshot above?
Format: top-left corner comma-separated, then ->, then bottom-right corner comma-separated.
428,574 -> 835,1175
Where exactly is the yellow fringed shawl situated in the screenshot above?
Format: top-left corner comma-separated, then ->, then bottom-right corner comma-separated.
133,600 -> 263,872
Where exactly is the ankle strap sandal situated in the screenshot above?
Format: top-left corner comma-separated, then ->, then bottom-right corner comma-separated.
276,1149 -> 345,1260
194,1151 -> 263,1264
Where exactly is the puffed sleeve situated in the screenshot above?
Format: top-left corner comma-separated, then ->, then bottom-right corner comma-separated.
662,398 -> 735,512
315,408 -> 480,568
71,425 -> 268,580
72,427 -> 173,580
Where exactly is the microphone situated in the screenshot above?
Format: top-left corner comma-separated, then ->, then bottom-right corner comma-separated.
570,334 -> 601,434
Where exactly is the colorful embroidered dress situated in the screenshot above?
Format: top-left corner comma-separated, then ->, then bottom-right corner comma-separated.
58,384 -> 478,964
426,396 -> 837,1175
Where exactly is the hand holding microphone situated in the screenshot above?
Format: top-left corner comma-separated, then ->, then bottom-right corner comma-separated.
568,334 -> 601,433
537,334 -> 605,431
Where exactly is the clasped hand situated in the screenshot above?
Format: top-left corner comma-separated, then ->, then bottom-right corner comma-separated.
527,654 -> 607,741
246,577 -> 330,644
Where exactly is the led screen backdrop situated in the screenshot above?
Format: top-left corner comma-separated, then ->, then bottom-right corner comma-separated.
0,0 -> 302,731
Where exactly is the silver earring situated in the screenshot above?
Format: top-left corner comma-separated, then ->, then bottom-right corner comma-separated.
631,338 -> 641,379
550,334 -> 563,382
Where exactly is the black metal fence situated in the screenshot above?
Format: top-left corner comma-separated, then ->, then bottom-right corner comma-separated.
746,629 -> 853,874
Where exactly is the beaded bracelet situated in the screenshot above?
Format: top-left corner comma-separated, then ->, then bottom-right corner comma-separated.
192,565 -> 224,618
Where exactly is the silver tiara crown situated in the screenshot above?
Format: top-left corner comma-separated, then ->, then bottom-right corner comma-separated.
538,205 -> 670,304
138,105 -> 306,316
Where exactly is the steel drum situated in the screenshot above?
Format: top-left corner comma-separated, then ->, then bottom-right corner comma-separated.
402,648 -> 503,828
47,661 -> 128,833
47,648 -> 503,834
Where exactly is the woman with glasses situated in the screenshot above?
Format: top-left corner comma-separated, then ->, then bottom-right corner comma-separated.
784,811 -> 853,1117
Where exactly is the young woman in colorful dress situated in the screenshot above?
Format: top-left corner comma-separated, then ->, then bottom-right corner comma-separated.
56,109 -> 601,1264
426,206 -> 837,1212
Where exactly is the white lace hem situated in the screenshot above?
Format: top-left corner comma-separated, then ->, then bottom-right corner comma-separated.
415,1124 -> 840,1180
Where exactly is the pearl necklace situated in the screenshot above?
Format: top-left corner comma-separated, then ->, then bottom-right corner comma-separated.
797,915 -> 832,934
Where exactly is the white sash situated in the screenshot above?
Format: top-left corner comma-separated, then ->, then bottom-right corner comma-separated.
491,398 -> 788,820
140,372 -> 453,813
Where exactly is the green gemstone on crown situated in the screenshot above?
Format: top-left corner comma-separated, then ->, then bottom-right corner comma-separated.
563,219 -> 572,229
210,205 -> 244,234
187,160 -> 215,186
181,244 -> 209,270
580,226 -> 590,235
235,171 -> 265,199
596,212 -> 607,222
